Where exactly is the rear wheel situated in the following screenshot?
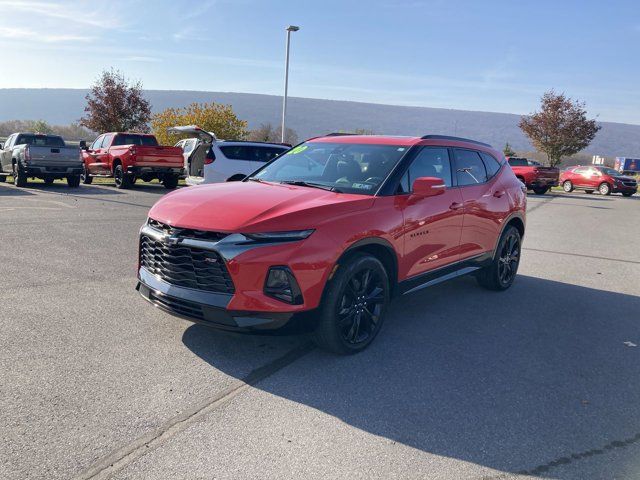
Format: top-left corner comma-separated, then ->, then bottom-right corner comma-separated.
313,254 -> 390,355
162,174 -> 179,189
598,182 -> 611,196
44,177 -> 55,186
0,175 -> 6,183
114,164 -> 132,189
562,180 -> 574,193
66,175 -> 81,188
13,163 -> 27,187
532,186 -> 549,195
81,166 -> 93,184
476,225 -> 521,291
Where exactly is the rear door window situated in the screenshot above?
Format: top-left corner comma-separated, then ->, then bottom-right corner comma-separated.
454,149 -> 488,186
219,145 -> 253,160
255,146 -> 288,162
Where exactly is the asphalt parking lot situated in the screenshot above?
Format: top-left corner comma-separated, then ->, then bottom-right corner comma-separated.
1,182 -> 639,480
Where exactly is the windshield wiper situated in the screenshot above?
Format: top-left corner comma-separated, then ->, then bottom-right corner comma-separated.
279,180 -> 342,193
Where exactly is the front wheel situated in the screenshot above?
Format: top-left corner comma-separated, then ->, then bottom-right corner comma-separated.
0,175 -> 6,183
532,186 -> 549,195
476,225 -> 521,291
162,174 -> 179,189
598,182 -> 611,196
313,254 -> 390,355
562,180 -> 574,193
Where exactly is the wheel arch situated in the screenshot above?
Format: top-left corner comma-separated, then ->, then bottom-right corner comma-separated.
335,237 -> 399,296
112,158 -> 122,173
491,213 -> 525,260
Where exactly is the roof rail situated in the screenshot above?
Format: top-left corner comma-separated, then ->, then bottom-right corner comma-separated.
421,135 -> 492,148
324,132 -> 358,137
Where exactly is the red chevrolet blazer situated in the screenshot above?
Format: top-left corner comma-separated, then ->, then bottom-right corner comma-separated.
137,134 -> 526,354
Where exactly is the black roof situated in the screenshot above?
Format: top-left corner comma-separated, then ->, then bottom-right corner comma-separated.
420,135 -> 492,148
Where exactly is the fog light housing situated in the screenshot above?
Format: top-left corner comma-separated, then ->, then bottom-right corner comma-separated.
264,266 -> 303,305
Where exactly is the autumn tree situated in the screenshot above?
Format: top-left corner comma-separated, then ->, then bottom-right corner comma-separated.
519,91 -> 600,167
151,102 -> 248,145
247,123 -> 298,145
80,69 -> 151,133
503,142 -> 516,157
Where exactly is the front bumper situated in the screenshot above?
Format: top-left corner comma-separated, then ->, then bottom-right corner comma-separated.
136,267 -> 295,331
613,185 -> 637,194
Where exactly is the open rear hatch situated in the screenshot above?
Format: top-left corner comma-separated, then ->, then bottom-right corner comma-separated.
168,126 -> 217,178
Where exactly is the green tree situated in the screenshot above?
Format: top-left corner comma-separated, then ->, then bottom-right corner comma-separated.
503,142 -> 516,157
80,69 -> 151,133
151,102 -> 248,145
519,91 -> 601,167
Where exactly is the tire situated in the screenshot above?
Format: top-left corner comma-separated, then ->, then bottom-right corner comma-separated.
622,192 -> 634,197
44,177 -> 55,186
13,163 -> 27,187
113,164 -> 132,189
532,186 -> 548,195
476,225 -> 521,291
313,253 -> 390,355
562,180 -> 574,193
0,175 -> 6,183
81,166 -> 93,184
66,175 -> 81,188
598,182 -> 611,196
584,190 -> 594,194
162,174 -> 179,189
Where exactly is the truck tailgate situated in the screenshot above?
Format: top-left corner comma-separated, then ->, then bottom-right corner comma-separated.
534,167 -> 559,181
28,146 -> 81,166
132,146 -> 183,167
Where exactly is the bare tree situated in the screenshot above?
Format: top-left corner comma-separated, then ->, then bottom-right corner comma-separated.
519,91 -> 600,167
80,69 -> 151,133
248,123 -> 298,145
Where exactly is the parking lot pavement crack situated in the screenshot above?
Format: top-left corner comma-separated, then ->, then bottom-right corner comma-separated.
523,247 -> 640,266
73,342 -> 314,480
480,431 -> 640,479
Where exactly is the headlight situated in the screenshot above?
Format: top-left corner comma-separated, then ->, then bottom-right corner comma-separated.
244,229 -> 314,242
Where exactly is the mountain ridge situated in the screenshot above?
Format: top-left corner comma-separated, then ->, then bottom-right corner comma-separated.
1,88 -> 638,156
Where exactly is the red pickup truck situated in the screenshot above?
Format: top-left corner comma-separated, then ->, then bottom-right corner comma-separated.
80,133 -> 184,189
507,157 -> 559,195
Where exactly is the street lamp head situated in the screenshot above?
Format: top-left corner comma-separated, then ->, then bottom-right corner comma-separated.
286,25 -> 300,32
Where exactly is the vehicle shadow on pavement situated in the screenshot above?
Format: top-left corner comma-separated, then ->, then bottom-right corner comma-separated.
23,183 -> 126,195
0,184 -> 36,196
183,275 -> 640,478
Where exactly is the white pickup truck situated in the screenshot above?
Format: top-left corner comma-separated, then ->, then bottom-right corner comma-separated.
0,132 -> 83,187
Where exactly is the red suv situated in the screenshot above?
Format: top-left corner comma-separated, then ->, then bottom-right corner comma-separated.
137,134 -> 526,354
560,166 -> 637,196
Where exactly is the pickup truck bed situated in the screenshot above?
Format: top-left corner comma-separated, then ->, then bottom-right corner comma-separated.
507,157 -> 559,195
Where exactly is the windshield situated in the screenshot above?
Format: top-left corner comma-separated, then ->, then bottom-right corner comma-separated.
113,134 -> 159,147
250,142 -> 409,195
597,167 -> 619,176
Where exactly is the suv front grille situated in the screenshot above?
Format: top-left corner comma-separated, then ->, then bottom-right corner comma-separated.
140,235 -> 235,294
148,218 -> 229,242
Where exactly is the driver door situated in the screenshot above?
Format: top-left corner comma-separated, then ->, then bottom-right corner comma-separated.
398,147 -> 464,276
85,134 -> 110,175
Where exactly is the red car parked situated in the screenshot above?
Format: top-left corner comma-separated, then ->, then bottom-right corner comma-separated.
560,165 -> 637,196
137,134 -> 526,354
80,133 -> 184,189
507,157 -> 559,195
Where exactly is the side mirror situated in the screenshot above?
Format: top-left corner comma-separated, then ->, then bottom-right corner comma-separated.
412,177 -> 446,197
79,140 -> 88,150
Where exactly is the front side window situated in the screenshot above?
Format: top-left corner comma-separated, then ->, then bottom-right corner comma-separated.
398,147 -> 452,193
90,135 -> 104,150
508,157 -> 529,167
251,142 -> 409,195
454,149 -> 488,186
596,167 -> 618,176
255,146 -> 289,162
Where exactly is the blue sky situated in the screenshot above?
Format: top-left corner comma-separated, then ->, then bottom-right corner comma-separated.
0,0 -> 639,124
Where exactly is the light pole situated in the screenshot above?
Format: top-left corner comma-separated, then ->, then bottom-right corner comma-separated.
281,25 -> 299,143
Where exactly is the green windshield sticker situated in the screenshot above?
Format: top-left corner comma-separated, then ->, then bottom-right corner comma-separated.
289,145 -> 308,155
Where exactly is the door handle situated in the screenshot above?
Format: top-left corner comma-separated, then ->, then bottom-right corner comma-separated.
449,202 -> 463,211
493,190 -> 505,198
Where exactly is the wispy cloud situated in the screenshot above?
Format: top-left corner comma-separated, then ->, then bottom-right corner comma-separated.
0,26 -> 94,43
0,0 -> 125,29
123,56 -> 163,63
